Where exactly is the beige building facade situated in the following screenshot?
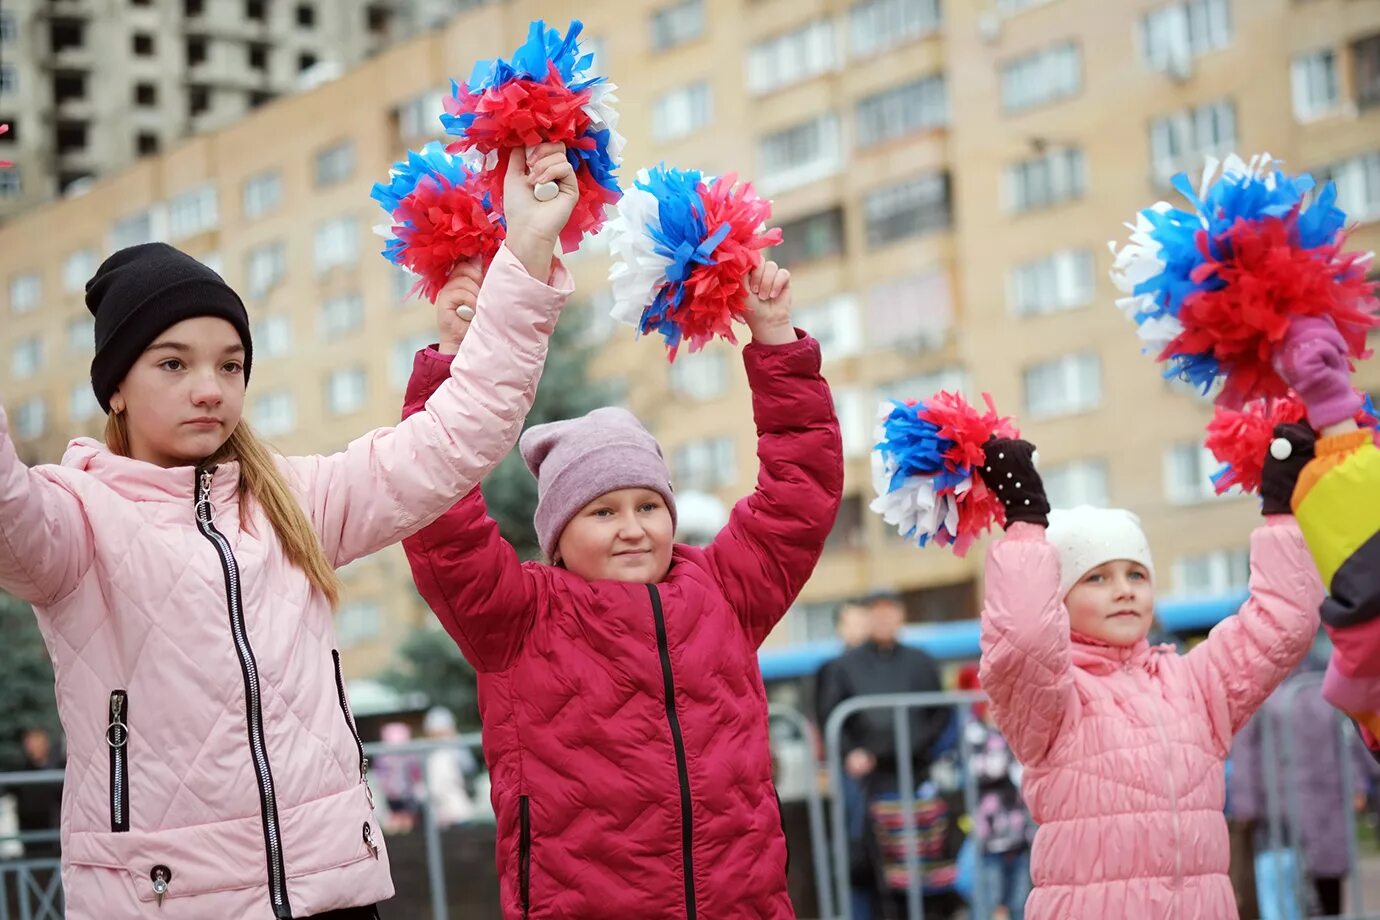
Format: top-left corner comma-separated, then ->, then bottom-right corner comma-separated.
2,0 -> 1378,678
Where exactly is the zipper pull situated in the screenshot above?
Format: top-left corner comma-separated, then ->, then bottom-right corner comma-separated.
107,692 -> 128,747
362,758 -> 375,810
150,865 -> 172,907
363,821 -> 379,859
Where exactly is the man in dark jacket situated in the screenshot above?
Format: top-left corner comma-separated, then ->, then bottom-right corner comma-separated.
818,592 -> 950,919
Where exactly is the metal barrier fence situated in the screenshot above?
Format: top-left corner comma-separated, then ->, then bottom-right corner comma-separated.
0,768 -> 64,920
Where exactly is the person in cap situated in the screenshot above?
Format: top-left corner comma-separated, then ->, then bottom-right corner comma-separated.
0,144 -> 577,919
975,428 -> 1323,920
399,258 -> 843,919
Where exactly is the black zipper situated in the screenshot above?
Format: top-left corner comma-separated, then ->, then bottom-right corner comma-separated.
518,794 -> 532,919
108,690 -> 129,832
331,650 -> 371,804
195,468 -> 292,919
646,584 -> 697,919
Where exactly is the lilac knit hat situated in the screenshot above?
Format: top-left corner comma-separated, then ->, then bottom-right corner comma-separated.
519,407 -> 678,561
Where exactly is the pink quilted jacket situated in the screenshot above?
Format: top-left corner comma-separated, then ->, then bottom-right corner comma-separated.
980,519 -> 1322,920
0,245 -> 569,919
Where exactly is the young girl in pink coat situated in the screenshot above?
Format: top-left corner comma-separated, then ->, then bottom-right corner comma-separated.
0,145 -> 577,920
977,431 -> 1324,920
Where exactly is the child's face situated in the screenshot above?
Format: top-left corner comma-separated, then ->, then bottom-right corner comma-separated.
112,316 -> 246,468
556,487 -> 674,584
1064,559 -> 1154,647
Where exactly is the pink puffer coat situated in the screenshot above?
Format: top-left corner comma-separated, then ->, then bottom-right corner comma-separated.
0,245 -> 569,919
980,519 -> 1322,919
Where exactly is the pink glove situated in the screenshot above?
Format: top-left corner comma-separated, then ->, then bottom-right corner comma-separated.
1274,315 -> 1362,429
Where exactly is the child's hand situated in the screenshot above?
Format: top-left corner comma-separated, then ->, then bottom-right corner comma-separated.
980,438 -> 1050,527
435,256 -> 484,356
503,143 -> 577,280
743,260 -> 796,346
1259,422 -> 1315,516
845,748 -> 877,779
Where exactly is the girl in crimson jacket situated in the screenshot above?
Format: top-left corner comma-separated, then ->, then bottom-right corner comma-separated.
400,259 -> 844,919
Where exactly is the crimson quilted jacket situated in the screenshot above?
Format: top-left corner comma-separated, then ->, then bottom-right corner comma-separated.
401,333 -> 843,918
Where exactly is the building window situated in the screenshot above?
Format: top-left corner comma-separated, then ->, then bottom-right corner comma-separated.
1173,548 -> 1250,596
242,169 -> 282,220
1000,41 -> 1082,113
61,247 -> 98,293
668,349 -> 729,400
865,272 -> 953,349
652,82 -> 712,142
673,438 -> 737,490
1023,352 -> 1101,418
833,388 -> 869,458
1005,147 -> 1085,213
997,0 -> 1056,11
168,184 -> 219,241
390,334 -> 432,391
14,398 -> 46,440
1163,441 -> 1221,504
1008,248 -> 1095,316
1043,459 -> 1109,509
757,114 -> 843,194
199,252 -> 223,276
864,173 -> 950,247
771,207 -> 845,266
825,494 -> 865,552
650,0 -> 704,51
0,167 -> 20,198
314,140 -> 355,188
876,368 -> 969,409
246,0 -> 266,21
337,600 -> 382,648
69,383 -> 101,423
1290,49 -> 1338,121
132,33 -> 155,56
67,316 -> 94,352
1139,0 -> 1232,72
747,20 -> 838,96
1319,151 -> 1380,223
8,273 -> 40,315
135,131 -> 158,156
1148,98 -> 1237,186
849,0 -> 939,59
255,314 -> 292,357
0,12 -> 15,44
319,291 -> 364,338
314,216 -> 360,274
187,36 -> 208,66
392,265 -> 420,303
10,336 -> 42,380
1355,34 -> 1380,110
251,391 -> 296,437
110,209 -> 157,249
248,43 -> 269,71
326,367 -> 369,416
795,294 -> 863,361
856,74 -> 947,148
245,240 -> 286,298
0,65 -> 17,96
396,89 -> 447,141
184,0 -> 205,16
296,3 -> 316,28
134,82 -> 158,107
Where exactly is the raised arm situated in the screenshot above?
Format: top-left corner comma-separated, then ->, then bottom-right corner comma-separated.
976,439 -> 1075,766
399,344 -> 541,673
702,262 -> 844,647
0,408 -> 93,606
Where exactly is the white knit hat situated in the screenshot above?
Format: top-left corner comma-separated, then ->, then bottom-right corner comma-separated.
1045,506 -> 1155,600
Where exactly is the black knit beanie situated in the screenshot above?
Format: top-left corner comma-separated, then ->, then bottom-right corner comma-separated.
85,242 -> 252,413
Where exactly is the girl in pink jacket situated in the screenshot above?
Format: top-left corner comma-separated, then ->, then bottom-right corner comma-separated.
0,145 -> 577,920
977,431 -> 1324,920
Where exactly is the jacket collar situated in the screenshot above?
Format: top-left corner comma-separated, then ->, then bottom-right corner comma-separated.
62,437 -> 241,508
1070,631 -> 1174,675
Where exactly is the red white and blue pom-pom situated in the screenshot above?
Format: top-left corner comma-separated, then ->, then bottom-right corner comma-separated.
869,391 -> 1019,557
1206,392 -> 1379,495
1110,153 -> 1379,408
606,165 -> 781,360
441,19 -> 623,254
370,142 -> 504,303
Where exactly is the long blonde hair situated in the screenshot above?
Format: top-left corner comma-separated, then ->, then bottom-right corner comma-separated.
105,413 -> 341,607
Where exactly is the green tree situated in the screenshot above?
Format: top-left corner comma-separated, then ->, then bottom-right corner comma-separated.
379,625 -> 480,730
0,592 -> 59,771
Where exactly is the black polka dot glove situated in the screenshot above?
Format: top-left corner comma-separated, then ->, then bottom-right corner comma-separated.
1259,422 -> 1316,517
979,437 -> 1051,528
